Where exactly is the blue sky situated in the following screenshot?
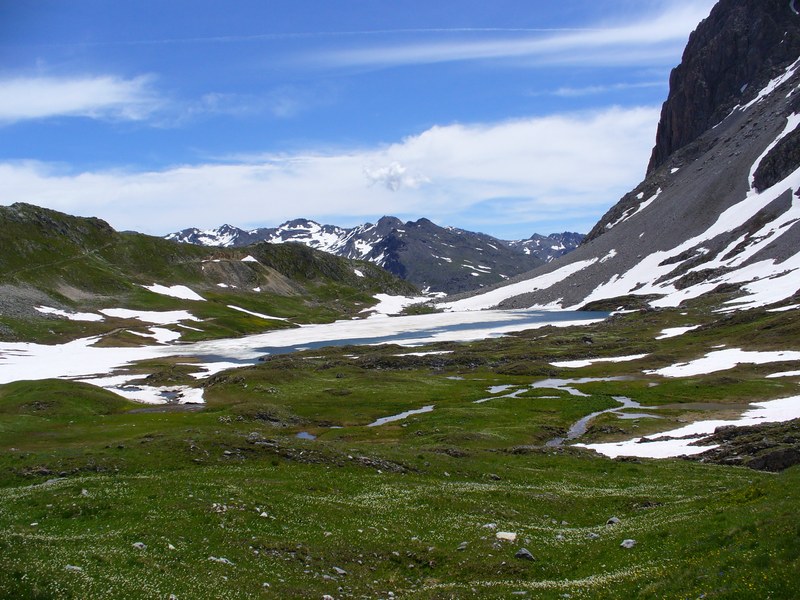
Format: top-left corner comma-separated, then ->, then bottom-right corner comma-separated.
0,0 -> 715,239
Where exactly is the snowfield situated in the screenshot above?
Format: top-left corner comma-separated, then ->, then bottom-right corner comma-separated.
645,348 -> 800,378
579,394 -> 800,459
141,283 -> 206,301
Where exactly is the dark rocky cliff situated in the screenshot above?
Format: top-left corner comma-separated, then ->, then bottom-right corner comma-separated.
443,0 -> 800,312
648,0 -> 800,174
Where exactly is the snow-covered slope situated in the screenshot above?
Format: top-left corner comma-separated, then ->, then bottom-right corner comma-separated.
167,217 -> 583,295
443,1 -> 800,313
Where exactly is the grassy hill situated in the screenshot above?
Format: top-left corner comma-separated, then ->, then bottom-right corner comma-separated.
0,203 -> 418,343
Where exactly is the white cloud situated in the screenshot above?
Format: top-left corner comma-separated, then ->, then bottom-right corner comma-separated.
0,105 -> 659,237
305,1 -> 715,69
364,162 -> 429,191
0,75 -> 162,124
547,81 -> 666,98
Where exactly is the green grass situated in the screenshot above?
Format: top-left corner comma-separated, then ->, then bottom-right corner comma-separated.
1,295 -> 800,597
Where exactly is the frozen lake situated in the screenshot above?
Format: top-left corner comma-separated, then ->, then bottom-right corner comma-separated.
0,308 -> 608,386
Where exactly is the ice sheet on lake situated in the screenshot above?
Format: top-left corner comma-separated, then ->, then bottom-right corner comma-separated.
0,309 -> 604,404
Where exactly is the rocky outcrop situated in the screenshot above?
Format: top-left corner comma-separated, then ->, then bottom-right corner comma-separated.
648,0 -> 800,174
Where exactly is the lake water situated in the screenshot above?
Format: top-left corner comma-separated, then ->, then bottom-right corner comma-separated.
183,309 -> 609,364
0,308 -> 608,397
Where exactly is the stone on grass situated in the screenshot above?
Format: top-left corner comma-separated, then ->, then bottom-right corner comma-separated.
586,532 -> 600,540
332,566 -> 347,576
606,517 -> 621,526
496,531 -> 517,542
65,565 -> 83,573
620,539 -> 637,549
132,542 -> 146,550
514,548 -> 535,561
457,541 -> 468,551
208,556 -> 235,565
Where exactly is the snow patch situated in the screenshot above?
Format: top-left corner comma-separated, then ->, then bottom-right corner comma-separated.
142,284 -> 206,302
35,306 -> 104,322
442,258 -> 600,311
99,308 -> 200,324
362,294 -> 429,316
227,305 -> 289,321
578,394 -> 800,459
646,348 -> 800,377
551,354 -> 649,369
655,326 -> 700,339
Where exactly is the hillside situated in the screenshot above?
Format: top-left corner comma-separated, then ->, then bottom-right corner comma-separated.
0,203 -> 418,343
166,217 -> 583,294
442,0 -> 800,314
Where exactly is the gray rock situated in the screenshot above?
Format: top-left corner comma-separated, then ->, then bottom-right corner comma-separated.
586,532 -> 600,540
332,566 -> 347,576
620,539 -> 637,549
457,541 -> 468,551
208,556 -> 235,565
514,548 -> 535,561
606,517 -> 621,526
132,542 -> 146,550
65,565 -> 83,573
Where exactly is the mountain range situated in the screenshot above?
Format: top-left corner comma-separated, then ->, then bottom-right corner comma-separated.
165,217 -> 583,295
442,0 -> 800,314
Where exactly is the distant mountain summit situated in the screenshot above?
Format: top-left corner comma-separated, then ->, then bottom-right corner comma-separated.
443,0 -> 800,312
166,218 -> 584,294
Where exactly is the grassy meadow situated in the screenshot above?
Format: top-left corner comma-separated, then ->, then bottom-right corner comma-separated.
1,299 -> 800,598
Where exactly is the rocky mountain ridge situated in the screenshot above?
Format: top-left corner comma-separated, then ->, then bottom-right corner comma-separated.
648,0 -> 800,173
442,0 -> 800,313
166,217 -> 583,295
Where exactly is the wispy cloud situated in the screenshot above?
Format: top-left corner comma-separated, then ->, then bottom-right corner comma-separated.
0,74 -> 335,126
539,81 -> 666,98
0,75 -> 162,124
186,84 -> 338,121
0,105 -> 660,237
304,2 -> 714,69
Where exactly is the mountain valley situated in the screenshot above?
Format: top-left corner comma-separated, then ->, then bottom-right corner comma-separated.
1,1 -> 800,598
